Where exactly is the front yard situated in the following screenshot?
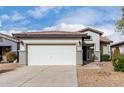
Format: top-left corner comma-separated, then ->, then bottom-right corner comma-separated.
77,62 -> 124,87
0,63 -> 19,73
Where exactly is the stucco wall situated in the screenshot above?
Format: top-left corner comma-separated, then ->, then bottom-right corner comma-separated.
102,44 -> 110,55
76,50 -> 83,65
19,38 -> 82,51
83,31 -> 100,51
19,38 -> 83,65
19,51 -> 26,64
0,38 -> 17,52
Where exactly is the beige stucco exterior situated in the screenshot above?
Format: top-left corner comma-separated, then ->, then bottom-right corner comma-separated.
82,31 -> 100,61
19,37 -> 83,65
17,29 -> 112,65
102,44 -> 110,55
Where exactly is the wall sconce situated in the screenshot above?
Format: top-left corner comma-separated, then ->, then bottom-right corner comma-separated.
20,41 -> 24,46
79,41 -> 81,47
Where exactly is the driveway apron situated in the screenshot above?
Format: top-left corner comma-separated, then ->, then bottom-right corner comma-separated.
0,66 -> 77,87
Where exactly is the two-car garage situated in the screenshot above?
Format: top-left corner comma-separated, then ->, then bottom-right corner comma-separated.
13,31 -> 87,66
27,44 -> 76,65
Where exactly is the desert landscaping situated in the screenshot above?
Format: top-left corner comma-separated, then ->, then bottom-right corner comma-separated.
77,62 -> 124,87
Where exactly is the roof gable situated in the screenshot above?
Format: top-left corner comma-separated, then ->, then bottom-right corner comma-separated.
77,27 -> 103,35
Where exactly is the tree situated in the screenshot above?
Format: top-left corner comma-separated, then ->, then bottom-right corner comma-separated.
116,7 -> 124,32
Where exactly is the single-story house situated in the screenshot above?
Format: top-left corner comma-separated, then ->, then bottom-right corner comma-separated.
0,33 -> 18,62
111,41 -> 124,55
13,27 -> 112,66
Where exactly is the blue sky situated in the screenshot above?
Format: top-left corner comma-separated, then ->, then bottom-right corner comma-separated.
0,6 -> 123,41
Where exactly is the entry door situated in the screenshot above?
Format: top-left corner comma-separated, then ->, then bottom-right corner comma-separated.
87,49 -> 94,61
27,45 -> 76,65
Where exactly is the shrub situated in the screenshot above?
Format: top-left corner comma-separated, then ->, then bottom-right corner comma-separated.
112,55 -> 124,72
5,51 -> 16,62
101,54 -> 110,61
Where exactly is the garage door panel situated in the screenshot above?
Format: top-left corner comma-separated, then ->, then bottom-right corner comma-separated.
27,45 -> 76,65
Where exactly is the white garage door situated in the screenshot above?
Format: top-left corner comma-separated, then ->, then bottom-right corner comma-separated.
27,45 -> 76,65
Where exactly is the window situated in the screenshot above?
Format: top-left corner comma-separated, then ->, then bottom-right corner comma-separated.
84,36 -> 92,41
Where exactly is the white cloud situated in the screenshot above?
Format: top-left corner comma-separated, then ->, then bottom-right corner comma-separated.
0,14 -> 9,20
11,11 -> 25,21
0,11 -> 25,21
107,32 -> 124,43
56,8 -> 100,25
28,6 -> 62,18
43,23 -> 86,31
93,23 -> 124,44
0,20 -> 2,27
56,7 -> 121,28
53,7 -> 122,43
18,20 -> 30,25
95,24 -> 116,36
94,24 -> 124,43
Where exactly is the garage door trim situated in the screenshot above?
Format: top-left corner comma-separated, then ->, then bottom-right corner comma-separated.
26,43 -> 77,65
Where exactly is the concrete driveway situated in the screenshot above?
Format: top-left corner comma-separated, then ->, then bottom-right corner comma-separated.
0,66 -> 77,87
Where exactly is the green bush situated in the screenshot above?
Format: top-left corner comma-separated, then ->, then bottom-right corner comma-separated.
5,51 -> 16,62
112,55 -> 124,72
101,54 -> 110,61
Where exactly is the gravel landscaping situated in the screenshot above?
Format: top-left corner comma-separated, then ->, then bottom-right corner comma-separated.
77,62 -> 124,87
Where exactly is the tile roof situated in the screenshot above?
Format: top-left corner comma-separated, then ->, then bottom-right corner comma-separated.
111,41 -> 124,47
0,33 -> 18,42
13,31 -> 88,38
100,36 -> 113,43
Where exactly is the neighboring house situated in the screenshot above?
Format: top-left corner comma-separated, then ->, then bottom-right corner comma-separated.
100,36 -> 112,55
13,27 -> 112,66
111,41 -> 124,55
0,33 -> 18,62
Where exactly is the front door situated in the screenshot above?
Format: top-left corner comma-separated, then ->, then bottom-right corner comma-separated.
82,44 -> 94,64
87,48 -> 94,61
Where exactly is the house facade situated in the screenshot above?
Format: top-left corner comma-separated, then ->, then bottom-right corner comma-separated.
0,33 -> 18,62
13,27 -> 112,65
13,31 -> 87,65
79,28 -> 112,63
111,41 -> 124,56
